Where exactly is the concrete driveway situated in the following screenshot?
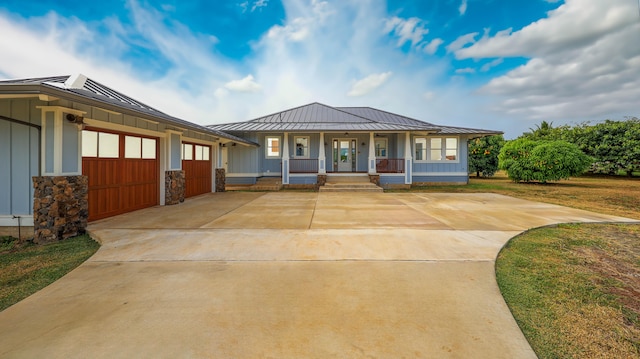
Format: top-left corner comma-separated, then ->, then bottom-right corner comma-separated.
0,192 -> 635,358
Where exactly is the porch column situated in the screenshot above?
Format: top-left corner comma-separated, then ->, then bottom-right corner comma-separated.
318,132 -> 326,174
368,132 -> 376,174
404,132 -> 412,184
282,132 -> 290,184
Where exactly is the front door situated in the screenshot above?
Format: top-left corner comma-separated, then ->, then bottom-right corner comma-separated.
334,139 -> 356,172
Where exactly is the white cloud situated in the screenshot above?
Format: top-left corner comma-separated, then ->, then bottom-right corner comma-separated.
251,0 -> 269,12
480,58 -> 503,72
455,0 -> 640,122
224,74 -> 262,92
384,16 -> 429,48
446,32 -> 478,53
459,0 -> 468,16
347,72 -> 393,97
455,67 -> 475,74
422,38 -> 443,55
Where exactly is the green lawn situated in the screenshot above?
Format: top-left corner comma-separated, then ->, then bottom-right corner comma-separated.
496,223 -> 640,358
0,234 -> 100,311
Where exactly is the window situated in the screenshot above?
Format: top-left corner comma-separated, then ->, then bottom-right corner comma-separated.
414,137 -> 458,162
294,136 -> 309,158
415,138 -> 427,161
142,138 -> 156,159
266,136 -> 280,158
182,143 -> 210,161
82,130 -> 98,157
83,130 -> 156,159
374,138 -> 387,158
182,143 -> 193,160
125,136 -> 141,158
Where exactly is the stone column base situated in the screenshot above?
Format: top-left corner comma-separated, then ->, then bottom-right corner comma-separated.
165,170 -> 185,205
368,174 -> 380,186
215,168 -> 226,192
32,176 -> 88,244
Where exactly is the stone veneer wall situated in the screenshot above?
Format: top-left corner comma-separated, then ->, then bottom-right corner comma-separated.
215,168 -> 226,192
32,176 -> 88,244
165,170 -> 185,205
316,174 -> 327,190
368,174 -> 380,186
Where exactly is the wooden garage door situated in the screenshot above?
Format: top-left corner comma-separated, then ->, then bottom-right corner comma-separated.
82,128 -> 159,221
182,142 -> 212,198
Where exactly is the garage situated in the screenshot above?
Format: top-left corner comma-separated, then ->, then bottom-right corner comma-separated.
182,142 -> 212,198
82,128 -> 159,221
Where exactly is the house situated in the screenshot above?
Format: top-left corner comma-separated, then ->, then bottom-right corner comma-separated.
0,74 -> 254,242
208,102 -> 501,188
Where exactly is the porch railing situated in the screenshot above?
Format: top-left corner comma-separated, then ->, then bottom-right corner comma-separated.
376,158 -> 405,173
290,158 -> 319,173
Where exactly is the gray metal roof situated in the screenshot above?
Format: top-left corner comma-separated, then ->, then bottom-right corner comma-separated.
209,102 -> 502,136
0,75 -> 255,146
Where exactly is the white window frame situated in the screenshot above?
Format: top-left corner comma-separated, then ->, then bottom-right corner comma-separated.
293,136 -> 310,159
414,136 -> 459,163
266,136 -> 281,158
374,138 -> 388,158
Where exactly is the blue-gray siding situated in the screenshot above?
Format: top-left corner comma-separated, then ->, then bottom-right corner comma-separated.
0,99 -> 42,216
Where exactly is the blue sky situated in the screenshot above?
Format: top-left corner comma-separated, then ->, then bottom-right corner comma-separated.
0,0 -> 638,138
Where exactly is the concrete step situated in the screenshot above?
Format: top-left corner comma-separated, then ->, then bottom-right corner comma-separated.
320,182 -> 383,193
325,175 -> 369,183
226,177 -> 282,191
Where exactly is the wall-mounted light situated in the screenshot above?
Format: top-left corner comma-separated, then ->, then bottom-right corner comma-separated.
231,142 -> 237,147
361,142 -> 366,146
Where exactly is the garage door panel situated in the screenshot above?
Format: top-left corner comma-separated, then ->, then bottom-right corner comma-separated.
83,130 -> 159,221
182,143 -> 212,198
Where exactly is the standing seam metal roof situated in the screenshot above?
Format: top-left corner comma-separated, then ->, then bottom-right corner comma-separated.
209,102 -> 502,136
0,75 -> 256,145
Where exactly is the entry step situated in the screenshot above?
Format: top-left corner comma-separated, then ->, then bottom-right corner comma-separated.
319,182 -> 383,193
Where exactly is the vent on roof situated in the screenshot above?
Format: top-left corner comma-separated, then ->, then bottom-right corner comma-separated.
64,73 -> 88,90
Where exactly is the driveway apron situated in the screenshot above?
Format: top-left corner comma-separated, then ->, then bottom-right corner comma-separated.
0,192 -> 635,358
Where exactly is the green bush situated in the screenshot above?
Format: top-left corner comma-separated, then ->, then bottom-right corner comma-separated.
499,139 -> 592,183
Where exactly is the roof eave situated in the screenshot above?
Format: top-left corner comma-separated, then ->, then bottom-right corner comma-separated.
0,83 -> 258,147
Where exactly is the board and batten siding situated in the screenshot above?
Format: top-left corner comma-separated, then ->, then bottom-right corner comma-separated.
0,99 -> 43,222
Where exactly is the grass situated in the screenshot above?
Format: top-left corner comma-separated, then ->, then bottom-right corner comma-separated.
496,224 -> 640,358
0,234 -> 100,311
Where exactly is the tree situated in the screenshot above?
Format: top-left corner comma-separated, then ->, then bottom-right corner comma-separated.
566,118 -> 640,176
468,135 -> 505,177
521,121 -> 570,141
498,139 -> 592,183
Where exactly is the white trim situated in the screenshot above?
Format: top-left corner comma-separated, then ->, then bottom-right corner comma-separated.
413,135 -> 461,164
293,135 -> 310,159
180,136 -> 218,146
378,173 -> 405,177
83,118 -> 167,138
412,172 -> 468,176
36,105 -> 86,116
54,111 -> 63,174
289,173 -> 317,177
0,216 -> 35,227
265,135 -> 282,158
226,173 -> 262,177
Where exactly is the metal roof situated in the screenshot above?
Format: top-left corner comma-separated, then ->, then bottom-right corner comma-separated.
209,102 -> 502,136
0,75 -> 256,146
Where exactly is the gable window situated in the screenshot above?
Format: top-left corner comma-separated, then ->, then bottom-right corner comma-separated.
266,136 -> 281,158
294,136 -> 310,158
374,138 -> 388,158
414,136 -> 458,162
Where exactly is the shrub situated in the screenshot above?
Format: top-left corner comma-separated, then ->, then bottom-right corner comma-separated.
499,139 -> 592,183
